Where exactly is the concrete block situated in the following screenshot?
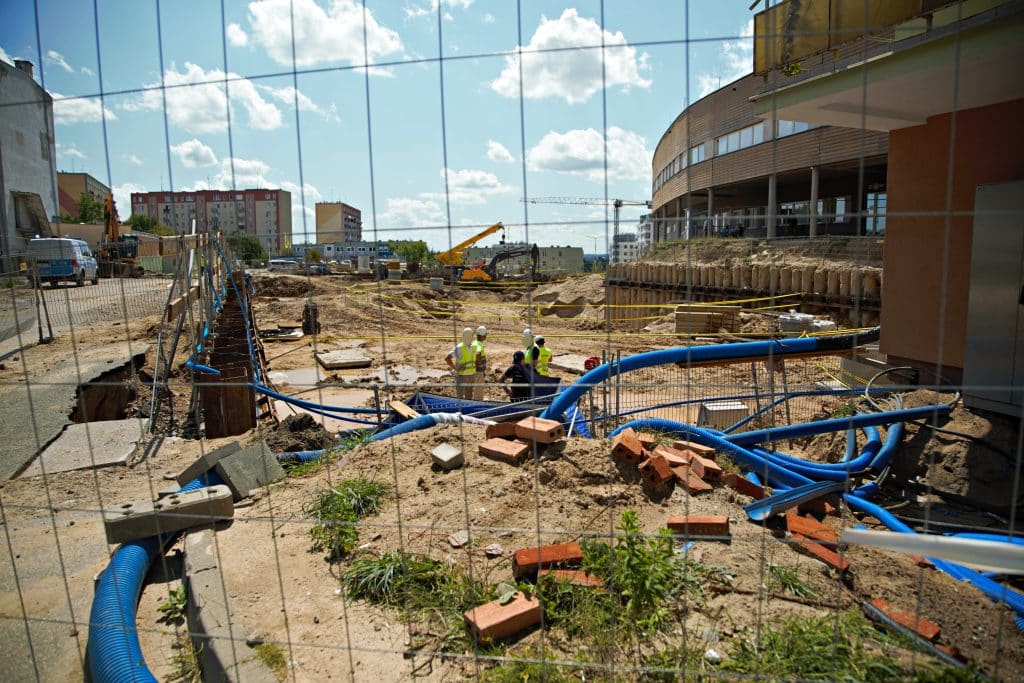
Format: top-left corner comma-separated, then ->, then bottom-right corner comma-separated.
789,533 -> 849,572
176,441 -> 242,487
723,472 -> 769,500
431,442 -> 464,470
870,599 -> 941,641
214,442 -> 286,501
666,515 -> 730,538
315,349 -> 372,369
485,422 -> 519,440
652,444 -> 692,467
464,592 -> 542,643
785,511 -> 838,547
479,438 -> 529,464
671,440 -> 716,458
538,568 -> 604,588
512,541 -> 583,579
514,417 -> 565,444
610,429 -> 645,467
670,466 -> 713,494
104,485 -> 234,544
697,401 -> 749,430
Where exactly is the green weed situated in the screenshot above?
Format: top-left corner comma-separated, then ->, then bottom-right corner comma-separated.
305,478 -> 388,561
479,646 -> 576,682
283,431 -> 371,477
830,400 -> 857,419
254,642 -> 287,679
166,631 -> 201,683
767,564 -> 817,599
157,584 -> 188,624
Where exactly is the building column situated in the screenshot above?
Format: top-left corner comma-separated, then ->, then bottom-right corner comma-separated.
707,188 -> 714,237
809,166 -> 819,238
767,174 -> 777,239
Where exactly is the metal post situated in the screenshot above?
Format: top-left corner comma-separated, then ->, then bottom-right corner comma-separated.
750,362 -> 763,428
372,385 -> 382,427
780,358 -> 793,425
809,166 -> 820,238
707,188 -> 714,236
767,174 -> 777,240
614,350 -> 622,432
601,349 -> 609,438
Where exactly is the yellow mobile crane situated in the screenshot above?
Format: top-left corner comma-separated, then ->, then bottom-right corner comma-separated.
435,222 -> 506,267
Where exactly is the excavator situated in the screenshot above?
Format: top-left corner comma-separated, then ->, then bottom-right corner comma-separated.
97,194 -> 144,278
435,221 -> 506,267
461,244 -> 540,282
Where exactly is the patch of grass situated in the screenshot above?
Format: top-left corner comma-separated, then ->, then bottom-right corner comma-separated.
722,609 -> 967,682
157,584 -> 188,625
479,646 -> 577,682
830,400 -> 858,419
166,632 -> 201,683
283,431 -> 372,477
767,564 -> 817,599
305,478 -> 388,561
641,645 -> 707,682
254,642 -> 287,679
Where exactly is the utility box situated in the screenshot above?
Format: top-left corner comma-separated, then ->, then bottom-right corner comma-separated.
963,181 -> 1024,417
697,400 -> 749,430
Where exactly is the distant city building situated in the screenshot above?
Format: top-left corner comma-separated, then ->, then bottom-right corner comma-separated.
465,243 -> 584,275
315,202 -> 362,243
130,189 -> 292,254
611,232 -> 640,264
0,59 -> 56,263
636,213 -> 653,252
291,240 -> 393,262
57,172 -> 109,219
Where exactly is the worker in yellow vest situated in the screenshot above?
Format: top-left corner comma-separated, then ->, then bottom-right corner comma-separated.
472,325 -> 488,400
530,335 -> 552,376
521,328 -> 533,355
445,327 -> 477,400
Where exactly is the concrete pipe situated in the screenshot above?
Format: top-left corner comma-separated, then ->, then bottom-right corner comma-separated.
827,269 -> 840,297
813,269 -> 826,295
779,267 -> 792,293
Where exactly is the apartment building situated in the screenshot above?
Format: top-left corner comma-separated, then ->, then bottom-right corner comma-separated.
611,232 -> 640,264
57,172 -> 109,219
315,202 -> 362,243
130,189 -> 292,254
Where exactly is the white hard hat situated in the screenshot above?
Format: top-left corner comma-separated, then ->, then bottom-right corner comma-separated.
522,328 -> 532,341
461,327 -> 474,344
476,325 -> 488,336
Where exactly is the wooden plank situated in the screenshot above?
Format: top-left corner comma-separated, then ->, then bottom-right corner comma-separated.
389,400 -> 420,420
166,285 -> 201,321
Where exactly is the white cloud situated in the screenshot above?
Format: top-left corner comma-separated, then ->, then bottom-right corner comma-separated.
45,50 -> 73,73
80,66 -> 94,77
482,13 -> 495,24
215,157 -> 272,188
486,140 -> 514,163
421,167 -> 514,205
171,138 -> 218,168
490,8 -> 651,105
52,92 -> 118,124
123,62 -> 281,133
114,182 -> 147,218
279,181 -> 322,204
226,22 -> 249,47
697,20 -> 753,97
246,0 -> 402,69
405,0 -> 473,20
258,84 -> 339,121
57,143 -> 86,160
0,46 -> 13,66
123,153 -> 143,165
526,126 -> 651,181
378,198 -> 445,228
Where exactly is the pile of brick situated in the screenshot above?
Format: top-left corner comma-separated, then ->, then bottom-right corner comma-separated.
477,416 -> 566,464
610,427 -> 732,497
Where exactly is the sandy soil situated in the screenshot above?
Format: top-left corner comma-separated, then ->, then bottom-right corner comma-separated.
1,269 -> 1022,681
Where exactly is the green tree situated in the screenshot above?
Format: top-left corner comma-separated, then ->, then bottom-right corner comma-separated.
61,192 -> 105,223
389,240 -> 430,263
306,248 -> 322,263
125,213 -> 175,236
227,234 -> 267,263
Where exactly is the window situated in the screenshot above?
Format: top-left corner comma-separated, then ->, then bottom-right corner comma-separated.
690,144 -> 705,164
752,123 -> 764,144
713,122 -> 765,157
776,120 -> 815,138
740,127 -> 753,148
866,192 -> 886,234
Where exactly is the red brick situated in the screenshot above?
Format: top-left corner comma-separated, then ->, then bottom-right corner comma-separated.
672,439 -> 716,458
785,511 -> 839,547
514,417 -> 565,444
636,432 -> 659,450
512,541 -> 583,578
666,515 -> 730,537
538,568 -> 604,588
798,499 -> 836,516
610,430 -> 646,467
652,444 -> 692,467
723,472 -> 769,500
639,454 -> 674,488
479,438 -> 529,464
670,466 -> 713,494
790,533 -> 850,572
909,554 -> 935,569
870,599 -> 942,641
693,455 -> 722,481
935,644 -> 964,661
464,592 -> 542,642
485,422 -> 518,440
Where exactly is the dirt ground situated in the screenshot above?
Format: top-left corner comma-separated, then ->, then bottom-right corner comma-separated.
1,265 -> 1022,681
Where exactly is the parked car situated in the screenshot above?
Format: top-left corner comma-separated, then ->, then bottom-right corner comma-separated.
26,237 -> 99,287
268,259 -> 299,273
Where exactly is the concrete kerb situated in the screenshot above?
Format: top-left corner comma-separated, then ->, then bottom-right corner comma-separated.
184,527 -> 278,683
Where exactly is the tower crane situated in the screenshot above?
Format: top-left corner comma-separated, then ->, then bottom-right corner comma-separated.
521,197 -> 651,242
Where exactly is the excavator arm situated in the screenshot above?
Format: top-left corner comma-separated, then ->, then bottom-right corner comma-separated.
483,244 -> 539,279
435,222 -> 505,266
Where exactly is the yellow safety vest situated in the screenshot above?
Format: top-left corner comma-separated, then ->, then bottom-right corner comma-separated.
473,340 -> 486,371
533,345 -> 552,376
454,343 -> 475,375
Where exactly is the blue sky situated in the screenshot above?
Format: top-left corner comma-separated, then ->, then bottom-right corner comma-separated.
0,0 -> 758,252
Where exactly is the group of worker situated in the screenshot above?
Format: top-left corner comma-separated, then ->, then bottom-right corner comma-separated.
445,326 -> 553,401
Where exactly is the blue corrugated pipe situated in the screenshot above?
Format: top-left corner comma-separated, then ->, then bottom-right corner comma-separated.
88,473 -> 223,682
250,383 -> 381,414
724,405 -> 947,448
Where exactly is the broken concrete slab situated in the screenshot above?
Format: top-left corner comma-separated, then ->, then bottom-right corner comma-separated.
103,485 -> 233,544
19,418 -> 147,478
546,353 -> 592,374
213,441 -> 286,501
176,441 -> 242,486
315,349 -> 373,370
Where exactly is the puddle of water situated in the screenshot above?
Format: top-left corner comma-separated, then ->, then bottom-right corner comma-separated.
274,366 -> 328,387
273,386 -> 381,432
352,364 -> 448,384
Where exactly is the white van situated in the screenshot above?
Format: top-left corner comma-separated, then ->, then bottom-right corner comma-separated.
27,238 -> 99,287
268,259 -> 299,273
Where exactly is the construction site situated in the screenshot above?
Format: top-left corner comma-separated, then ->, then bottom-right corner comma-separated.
1,0 -> 1023,681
